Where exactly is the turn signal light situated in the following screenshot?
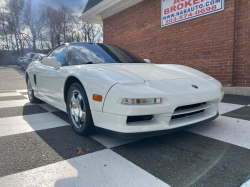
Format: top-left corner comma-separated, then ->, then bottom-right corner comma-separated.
93,94 -> 102,102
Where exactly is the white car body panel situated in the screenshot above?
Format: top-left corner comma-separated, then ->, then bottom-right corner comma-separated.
26,62 -> 223,135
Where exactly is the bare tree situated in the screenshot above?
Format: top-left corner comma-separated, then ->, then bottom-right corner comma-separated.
23,0 -> 47,52
0,1 -> 103,59
5,0 -> 24,55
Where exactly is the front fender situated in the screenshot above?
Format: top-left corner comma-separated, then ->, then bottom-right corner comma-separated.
63,66 -> 118,112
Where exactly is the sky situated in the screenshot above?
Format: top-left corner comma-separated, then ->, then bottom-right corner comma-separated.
41,0 -> 88,10
0,0 -> 88,12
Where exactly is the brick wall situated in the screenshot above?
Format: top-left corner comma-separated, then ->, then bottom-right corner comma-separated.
103,0 -> 250,87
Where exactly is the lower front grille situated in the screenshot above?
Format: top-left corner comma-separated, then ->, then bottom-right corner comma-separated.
171,109 -> 205,120
127,115 -> 153,123
175,102 -> 206,111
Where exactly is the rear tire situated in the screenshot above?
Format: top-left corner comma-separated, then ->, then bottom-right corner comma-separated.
27,77 -> 40,103
67,82 -> 95,135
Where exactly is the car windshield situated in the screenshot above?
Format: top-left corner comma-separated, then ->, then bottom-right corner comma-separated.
67,43 -> 146,65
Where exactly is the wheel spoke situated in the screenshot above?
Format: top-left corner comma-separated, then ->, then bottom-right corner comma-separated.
75,116 -> 79,123
70,108 -> 77,117
27,80 -> 32,100
79,109 -> 86,121
75,94 -> 81,106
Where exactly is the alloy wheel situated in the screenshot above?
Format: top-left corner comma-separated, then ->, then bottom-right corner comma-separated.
27,79 -> 33,100
69,90 -> 86,130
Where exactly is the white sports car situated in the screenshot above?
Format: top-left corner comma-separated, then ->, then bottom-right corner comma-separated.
26,43 -> 224,139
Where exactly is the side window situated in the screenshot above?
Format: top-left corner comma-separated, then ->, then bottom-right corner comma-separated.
49,46 -> 66,66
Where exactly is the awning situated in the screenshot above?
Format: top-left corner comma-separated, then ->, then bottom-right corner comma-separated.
79,0 -> 144,24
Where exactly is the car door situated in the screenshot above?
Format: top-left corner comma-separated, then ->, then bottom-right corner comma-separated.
36,45 -> 67,108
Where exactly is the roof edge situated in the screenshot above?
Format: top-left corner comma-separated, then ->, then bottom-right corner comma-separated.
79,0 -> 144,24
79,0 -> 121,24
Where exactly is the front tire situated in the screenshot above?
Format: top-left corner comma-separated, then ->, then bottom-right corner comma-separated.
67,82 -> 95,135
27,77 -> 40,103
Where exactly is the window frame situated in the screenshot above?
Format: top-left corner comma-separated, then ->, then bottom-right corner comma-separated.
47,45 -> 67,66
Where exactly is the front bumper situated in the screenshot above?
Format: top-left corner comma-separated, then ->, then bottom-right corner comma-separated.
92,100 -> 219,134
92,78 -> 222,138
96,112 -> 219,140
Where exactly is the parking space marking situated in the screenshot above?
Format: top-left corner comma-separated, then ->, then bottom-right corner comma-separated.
23,95 -> 29,99
0,99 -> 33,109
0,91 -> 15,93
222,106 -> 250,121
0,92 -> 21,97
6,76 -> 23,80
241,176 -> 250,187
187,116 -> 250,149
15,89 -> 27,92
0,126 -> 106,178
0,149 -> 169,187
0,95 -> 27,101
0,113 -> 69,137
219,102 -> 245,115
0,82 -> 249,187
112,130 -> 250,187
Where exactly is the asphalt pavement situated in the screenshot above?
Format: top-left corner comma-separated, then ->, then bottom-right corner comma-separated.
0,66 -> 26,91
0,66 -> 250,187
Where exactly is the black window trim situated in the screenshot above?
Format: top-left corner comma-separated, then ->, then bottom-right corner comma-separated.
47,44 -> 67,66
47,44 -> 66,57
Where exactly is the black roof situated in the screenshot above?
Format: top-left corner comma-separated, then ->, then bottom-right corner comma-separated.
83,0 -> 103,13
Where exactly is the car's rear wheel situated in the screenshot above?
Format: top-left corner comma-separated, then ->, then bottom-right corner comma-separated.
67,83 -> 95,135
27,77 -> 40,103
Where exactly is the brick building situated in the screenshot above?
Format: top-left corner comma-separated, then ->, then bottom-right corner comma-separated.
80,0 -> 250,87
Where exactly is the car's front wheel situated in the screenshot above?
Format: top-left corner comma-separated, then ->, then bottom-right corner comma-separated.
67,83 -> 95,135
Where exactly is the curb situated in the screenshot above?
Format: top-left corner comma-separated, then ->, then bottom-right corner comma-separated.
223,87 -> 250,96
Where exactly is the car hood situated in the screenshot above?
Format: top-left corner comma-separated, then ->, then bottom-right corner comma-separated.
92,63 -> 200,84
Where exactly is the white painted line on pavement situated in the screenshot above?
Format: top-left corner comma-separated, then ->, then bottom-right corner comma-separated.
187,116 -> 250,149
0,99 -> 33,109
0,149 -> 170,187
15,89 -> 27,92
0,113 -> 69,137
0,92 -> 21,97
90,133 -> 139,148
0,70 -> 17,73
241,177 -> 250,187
23,95 -> 29,99
219,102 -> 245,115
6,76 -> 23,79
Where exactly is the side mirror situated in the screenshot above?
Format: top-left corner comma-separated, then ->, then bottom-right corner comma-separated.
144,59 -> 151,63
42,57 -> 61,70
